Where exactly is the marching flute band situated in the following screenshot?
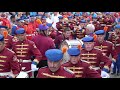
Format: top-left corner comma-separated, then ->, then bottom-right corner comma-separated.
0,12 -> 119,78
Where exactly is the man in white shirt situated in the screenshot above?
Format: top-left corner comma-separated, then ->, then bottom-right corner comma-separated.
51,12 -> 62,30
45,12 -> 53,23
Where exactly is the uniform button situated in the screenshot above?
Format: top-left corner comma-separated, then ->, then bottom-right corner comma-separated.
22,43 -> 23,44
52,73 -> 54,75
73,66 -> 75,71
21,50 -> 23,51
100,45 -> 102,49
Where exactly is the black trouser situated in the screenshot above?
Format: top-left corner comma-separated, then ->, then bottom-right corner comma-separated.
34,60 -> 48,78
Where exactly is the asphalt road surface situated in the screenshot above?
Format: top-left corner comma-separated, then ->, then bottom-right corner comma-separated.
110,74 -> 120,78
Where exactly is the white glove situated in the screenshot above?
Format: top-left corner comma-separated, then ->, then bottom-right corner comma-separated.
0,21 -> 3,25
31,64 -> 39,71
111,63 -> 114,69
101,71 -> 110,78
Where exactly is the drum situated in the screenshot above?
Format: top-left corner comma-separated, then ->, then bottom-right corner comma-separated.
60,39 -> 83,64
16,71 -> 29,78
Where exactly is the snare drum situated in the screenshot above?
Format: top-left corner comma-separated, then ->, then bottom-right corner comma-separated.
16,71 -> 29,78
60,39 -> 83,64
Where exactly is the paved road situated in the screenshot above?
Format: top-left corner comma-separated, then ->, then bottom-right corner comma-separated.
110,74 -> 120,78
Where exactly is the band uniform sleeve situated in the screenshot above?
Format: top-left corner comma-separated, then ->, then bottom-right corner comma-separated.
10,53 -> 21,75
99,51 -> 112,70
36,69 -> 45,78
5,36 -> 13,49
86,64 -> 102,78
48,38 -> 56,49
30,41 -> 42,63
110,43 -> 118,61
54,36 -> 60,49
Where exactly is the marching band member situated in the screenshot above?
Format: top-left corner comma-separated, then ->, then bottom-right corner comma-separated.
0,34 -> 20,78
80,36 -> 112,78
54,27 -> 73,49
108,25 -> 120,75
0,25 -> 13,49
32,24 -> 55,77
12,28 -> 42,77
94,30 -> 118,70
37,49 -> 75,78
62,47 -> 101,78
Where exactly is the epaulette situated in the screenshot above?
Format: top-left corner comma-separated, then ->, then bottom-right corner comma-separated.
81,60 -> 90,64
63,67 -> 74,74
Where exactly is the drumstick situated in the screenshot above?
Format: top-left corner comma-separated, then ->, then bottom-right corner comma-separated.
25,70 -> 34,73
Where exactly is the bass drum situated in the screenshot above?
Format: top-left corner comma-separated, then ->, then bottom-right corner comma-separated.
60,39 -> 83,64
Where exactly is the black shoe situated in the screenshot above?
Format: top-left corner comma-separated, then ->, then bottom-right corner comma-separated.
117,73 -> 120,76
111,73 -> 116,75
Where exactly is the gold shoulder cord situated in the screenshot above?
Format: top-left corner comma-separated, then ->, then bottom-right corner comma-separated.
42,73 -> 66,78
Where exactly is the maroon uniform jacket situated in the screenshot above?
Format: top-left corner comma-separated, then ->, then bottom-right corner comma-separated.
103,17 -> 115,32
80,48 -> 112,73
62,60 -> 101,78
108,33 -> 118,44
37,66 -> 75,78
54,34 -> 65,49
49,30 -> 57,40
108,33 -> 120,54
69,22 -> 75,30
4,35 -> 13,49
97,17 -> 104,24
54,34 -> 73,49
0,48 -> 20,78
93,21 -> 101,31
32,34 -> 55,60
12,39 -> 41,61
94,40 -> 118,61
12,39 -> 41,77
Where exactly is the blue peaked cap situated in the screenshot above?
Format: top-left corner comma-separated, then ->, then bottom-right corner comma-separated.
16,28 -> 25,34
95,30 -> 105,35
67,48 -> 80,56
45,49 -> 63,62
82,36 -> 94,42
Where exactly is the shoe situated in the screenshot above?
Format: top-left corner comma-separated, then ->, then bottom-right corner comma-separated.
117,73 -> 120,76
111,72 -> 116,75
